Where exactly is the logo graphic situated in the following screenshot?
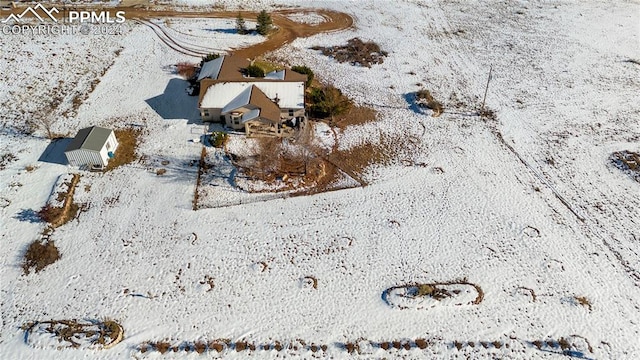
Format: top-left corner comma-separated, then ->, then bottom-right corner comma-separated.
2,3 -> 59,23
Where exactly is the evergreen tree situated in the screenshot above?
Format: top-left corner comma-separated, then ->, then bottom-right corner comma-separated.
291,65 -> 314,87
235,13 -> 247,35
200,53 -> 220,67
244,64 -> 265,78
256,10 -> 272,35
309,85 -> 352,119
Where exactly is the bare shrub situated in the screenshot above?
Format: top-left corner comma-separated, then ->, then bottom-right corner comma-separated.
209,341 -> 224,352
240,137 -> 307,182
26,103 -> 61,139
312,38 -> 388,67
235,341 -> 247,352
558,337 -> 571,350
156,168 -> 167,176
303,276 -> 318,289
611,150 -> 640,182
176,62 -> 197,80
23,240 -> 60,274
156,341 -> 170,354
38,205 -> 64,224
416,89 -> 443,116
345,342 -> 356,353
574,296 -> 593,311
193,147 -> 207,210
0,153 -> 18,170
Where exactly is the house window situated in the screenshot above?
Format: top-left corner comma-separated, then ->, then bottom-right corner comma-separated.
203,110 -> 210,117
231,113 -> 241,126
106,142 -> 111,150
288,109 -> 294,117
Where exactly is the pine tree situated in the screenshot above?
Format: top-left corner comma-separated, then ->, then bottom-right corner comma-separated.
235,13 -> 247,35
256,10 -> 272,35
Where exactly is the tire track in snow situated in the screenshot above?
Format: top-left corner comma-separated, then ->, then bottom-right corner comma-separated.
134,19 -> 215,57
139,19 -> 226,55
424,1 -> 640,305
491,126 -> 640,287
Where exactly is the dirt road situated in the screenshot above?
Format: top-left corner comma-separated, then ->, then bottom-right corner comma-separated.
2,6 -> 354,58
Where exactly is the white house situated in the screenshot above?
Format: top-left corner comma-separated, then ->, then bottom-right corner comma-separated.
65,126 -> 118,168
199,81 -> 305,137
196,56 -> 308,137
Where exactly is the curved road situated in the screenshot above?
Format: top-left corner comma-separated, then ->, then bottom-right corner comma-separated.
119,8 -> 353,58
2,6 -> 354,57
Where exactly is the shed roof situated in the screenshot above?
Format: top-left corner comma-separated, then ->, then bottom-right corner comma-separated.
65,126 -> 113,152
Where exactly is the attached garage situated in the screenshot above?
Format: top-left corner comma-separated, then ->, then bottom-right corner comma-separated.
65,126 -> 118,168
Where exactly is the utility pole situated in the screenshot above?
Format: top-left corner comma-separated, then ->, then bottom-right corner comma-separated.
481,65 -> 493,115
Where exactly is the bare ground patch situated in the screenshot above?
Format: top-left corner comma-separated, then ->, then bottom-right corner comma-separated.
105,128 -> 143,171
321,105 -> 377,130
39,173 -> 81,229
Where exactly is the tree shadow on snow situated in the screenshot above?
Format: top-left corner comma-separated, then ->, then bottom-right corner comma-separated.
14,208 -> 42,223
203,28 -> 241,34
145,78 -> 201,123
38,138 -> 72,165
403,92 -> 427,115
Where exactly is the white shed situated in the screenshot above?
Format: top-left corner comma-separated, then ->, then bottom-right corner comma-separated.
65,126 -> 118,168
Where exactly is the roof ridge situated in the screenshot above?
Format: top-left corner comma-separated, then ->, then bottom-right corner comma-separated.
80,125 -> 97,149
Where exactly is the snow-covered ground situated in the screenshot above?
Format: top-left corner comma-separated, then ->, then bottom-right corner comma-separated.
1,1 -> 639,359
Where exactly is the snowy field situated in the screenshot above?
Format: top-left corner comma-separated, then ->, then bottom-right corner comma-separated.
1,0 -> 639,359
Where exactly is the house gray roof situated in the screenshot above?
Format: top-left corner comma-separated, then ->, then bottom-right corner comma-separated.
197,57 -> 224,81
65,126 -> 113,152
265,70 -> 285,80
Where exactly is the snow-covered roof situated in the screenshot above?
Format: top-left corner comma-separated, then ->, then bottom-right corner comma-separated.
265,70 -> 285,80
201,81 -> 304,110
197,57 -> 224,81
221,86 -> 253,114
